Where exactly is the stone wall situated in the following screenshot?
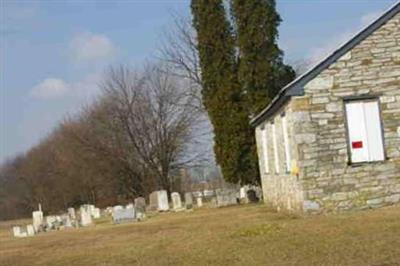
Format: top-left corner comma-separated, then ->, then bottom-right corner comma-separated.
295,12 -> 400,213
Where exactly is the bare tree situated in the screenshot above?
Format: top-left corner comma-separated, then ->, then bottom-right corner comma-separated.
101,64 -> 207,193
158,12 -> 204,111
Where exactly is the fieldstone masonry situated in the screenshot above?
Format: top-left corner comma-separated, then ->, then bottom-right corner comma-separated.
255,11 -> 400,213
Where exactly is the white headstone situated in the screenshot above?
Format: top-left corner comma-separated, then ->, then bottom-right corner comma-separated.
12,226 -> 20,237
62,214 -> 73,227
80,206 -> 93,226
89,205 -> 95,215
196,197 -> 203,207
149,190 -> 169,211
46,215 -> 57,229
67,208 -> 76,219
112,207 -> 136,223
239,187 -> 247,199
26,225 -> 35,236
171,192 -> 183,210
32,211 -> 43,232
113,205 -> 123,214
92,208 -> 101,219
12,226 -> 27,238
157,190 -> 169,211
55,215 -> 62,222
126,203 -> 134,209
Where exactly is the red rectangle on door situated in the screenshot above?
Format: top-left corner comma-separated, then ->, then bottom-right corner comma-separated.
352,141 -> 363,149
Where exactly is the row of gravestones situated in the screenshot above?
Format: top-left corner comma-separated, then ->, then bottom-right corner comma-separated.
111,197 -> 147,224
12,187 -> 262,237
13,204 -> 102,238
148,190 -> 200,212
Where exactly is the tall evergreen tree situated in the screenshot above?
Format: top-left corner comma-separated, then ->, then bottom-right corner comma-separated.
231,0 -> 296,116
191,0 -> 257,184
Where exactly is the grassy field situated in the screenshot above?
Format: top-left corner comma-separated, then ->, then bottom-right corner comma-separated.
1,204 -> 400,266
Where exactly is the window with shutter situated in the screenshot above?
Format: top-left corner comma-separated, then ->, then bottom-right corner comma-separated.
345,99 -> 385,163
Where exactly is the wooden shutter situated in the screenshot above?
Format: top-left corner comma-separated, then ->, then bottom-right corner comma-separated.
364,101 -> 385,161
345,99 -> 384,163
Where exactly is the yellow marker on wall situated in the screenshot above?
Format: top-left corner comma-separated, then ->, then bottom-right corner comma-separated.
290,160 -> 299,176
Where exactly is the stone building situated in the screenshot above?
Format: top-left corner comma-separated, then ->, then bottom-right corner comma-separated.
251,3 -> 400,213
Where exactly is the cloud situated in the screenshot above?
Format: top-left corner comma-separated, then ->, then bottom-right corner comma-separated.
30,74 -> 101,100
308,9 -> 384,64
69,32 -> 116,62
30,78 -> 69,99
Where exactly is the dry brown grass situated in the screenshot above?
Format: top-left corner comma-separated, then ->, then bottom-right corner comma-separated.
1,204 -> 399,266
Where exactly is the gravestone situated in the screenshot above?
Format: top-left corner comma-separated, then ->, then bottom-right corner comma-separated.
80,206 -> 93,226
32,210 -> 43,232
67,208 -> 76,219
55,215 -> 62,222
149,190 -> 169,211
81,204 -> 96,217
196,197 -> 203,207
113,207 -> 135,224
215,189 -> 238,207
92,208 -> 101,219
171,192 -> 183,210
62,214 -> 73,227
26,225 -> 35,236
184,192 -> 193,209
88,205 -> 95,216
134,197 -> 146,213
12,226 -> 27,238
46,216 -> 57,230
149,192 -> 158,211
113,205 -> 123,213
126,203 -> 134,209
239,187 -> 247,200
